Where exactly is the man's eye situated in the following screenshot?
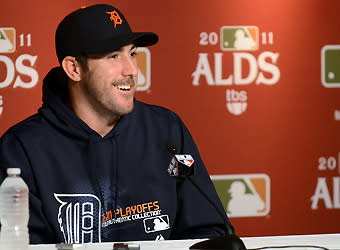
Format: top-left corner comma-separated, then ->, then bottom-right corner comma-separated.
130,51 -> 137,57
110,54 -> 118,59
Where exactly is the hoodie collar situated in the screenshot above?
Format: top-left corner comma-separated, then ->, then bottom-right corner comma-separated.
39,66 -> 134,140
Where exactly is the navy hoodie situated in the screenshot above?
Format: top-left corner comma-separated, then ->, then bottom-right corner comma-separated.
0,67 -> 232,244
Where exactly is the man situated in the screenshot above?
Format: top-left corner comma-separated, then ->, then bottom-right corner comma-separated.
0,4 -> 232,244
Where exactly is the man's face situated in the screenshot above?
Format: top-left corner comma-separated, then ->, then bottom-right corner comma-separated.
79,44 -> 138,118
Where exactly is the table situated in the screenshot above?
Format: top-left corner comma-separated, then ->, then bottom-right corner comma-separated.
29,233 -> 340,250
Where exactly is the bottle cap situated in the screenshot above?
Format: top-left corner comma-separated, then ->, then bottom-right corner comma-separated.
7,168 -> 21,175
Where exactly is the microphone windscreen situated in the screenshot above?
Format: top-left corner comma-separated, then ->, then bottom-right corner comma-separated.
166,141 -> 178,155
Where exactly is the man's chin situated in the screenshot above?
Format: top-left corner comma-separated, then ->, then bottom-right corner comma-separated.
117,102 -> 135,116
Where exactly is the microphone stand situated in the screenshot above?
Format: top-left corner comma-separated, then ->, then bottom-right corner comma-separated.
186,176 -> 247,250
166,142 -> 246,250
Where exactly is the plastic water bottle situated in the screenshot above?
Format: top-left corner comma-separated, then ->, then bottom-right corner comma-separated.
0,168 -> 29,249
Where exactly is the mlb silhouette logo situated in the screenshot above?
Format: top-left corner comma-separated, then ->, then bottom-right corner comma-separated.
143,215 -> 170,233
0,28 -> 16,53
211,174 -> 270,217
321,45 -> 340,87
136,47 -> 151,91
220,26 -> 259,51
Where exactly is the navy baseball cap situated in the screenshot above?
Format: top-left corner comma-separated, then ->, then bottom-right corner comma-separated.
55,4 -> 159,64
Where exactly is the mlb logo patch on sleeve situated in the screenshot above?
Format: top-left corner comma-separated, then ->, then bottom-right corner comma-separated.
143,215 -> 170,233
321,45 -> 340,88
0,28 -> 16,53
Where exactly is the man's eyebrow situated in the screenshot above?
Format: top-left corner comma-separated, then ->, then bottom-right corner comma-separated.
116,45 -> 137,53
130,45 -> 137,51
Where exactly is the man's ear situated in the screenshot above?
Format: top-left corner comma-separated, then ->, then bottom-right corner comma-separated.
61,56 -> 82,82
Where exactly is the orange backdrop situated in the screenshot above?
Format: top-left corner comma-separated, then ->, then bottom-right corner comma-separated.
0,0 -> 339,237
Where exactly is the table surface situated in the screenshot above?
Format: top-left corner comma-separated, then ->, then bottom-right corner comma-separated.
29,233 -> 340,250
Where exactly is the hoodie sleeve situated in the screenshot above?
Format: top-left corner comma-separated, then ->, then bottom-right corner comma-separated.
168,113 -> 234,239
0,132 -> 56,244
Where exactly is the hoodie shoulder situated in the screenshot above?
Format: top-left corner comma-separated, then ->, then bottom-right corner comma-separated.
135,101 -> 181,123
2,113 -> 48,139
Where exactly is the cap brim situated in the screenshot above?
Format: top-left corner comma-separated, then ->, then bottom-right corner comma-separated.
81,32 -> 158,56
133,32 -> 159,47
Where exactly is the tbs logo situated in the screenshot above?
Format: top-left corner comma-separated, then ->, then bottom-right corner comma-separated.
226,89 -> 247,115
321,45 -> 340,88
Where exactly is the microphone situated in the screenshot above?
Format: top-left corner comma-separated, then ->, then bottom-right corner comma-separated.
167,153 -> 195,178
166,141 -> 247,250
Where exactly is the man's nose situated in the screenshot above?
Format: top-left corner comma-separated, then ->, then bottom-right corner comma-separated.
121,56 -> 138,77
